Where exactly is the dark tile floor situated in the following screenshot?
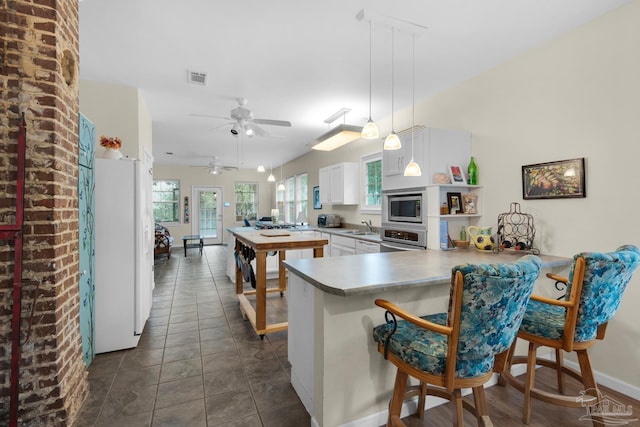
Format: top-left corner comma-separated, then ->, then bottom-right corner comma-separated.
74,245 -> 309,427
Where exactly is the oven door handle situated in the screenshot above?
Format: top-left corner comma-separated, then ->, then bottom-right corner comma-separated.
380,241 -> 425,252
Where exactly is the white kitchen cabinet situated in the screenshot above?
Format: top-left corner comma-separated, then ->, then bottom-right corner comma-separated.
318,162 -> 358,205
383,127 -> 471,191
330,234 -> 356,256
426,184 -> 483,250
355,239 -> 380,254
315,231 -> 332,257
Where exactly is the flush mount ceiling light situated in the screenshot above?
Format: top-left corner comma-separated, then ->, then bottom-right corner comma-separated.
361,20 -> 379,140
311,108 -> 363,151
404,33 -> 422,177
384,28 -> 401,151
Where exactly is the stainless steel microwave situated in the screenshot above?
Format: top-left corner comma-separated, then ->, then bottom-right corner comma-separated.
383,187 -> 427,224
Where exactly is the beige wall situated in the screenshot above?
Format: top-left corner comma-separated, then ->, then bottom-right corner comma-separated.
152,165 -> 276,244
417,1 -> 640,389
79,80 -> 151,160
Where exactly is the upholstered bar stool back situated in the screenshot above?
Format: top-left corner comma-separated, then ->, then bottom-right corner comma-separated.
502,245 -> 640,426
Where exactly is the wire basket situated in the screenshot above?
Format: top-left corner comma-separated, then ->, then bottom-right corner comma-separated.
494,202 -> 539,255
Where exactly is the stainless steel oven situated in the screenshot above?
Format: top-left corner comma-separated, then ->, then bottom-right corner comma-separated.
381,187 -> 428,252
380,224 -> 427,251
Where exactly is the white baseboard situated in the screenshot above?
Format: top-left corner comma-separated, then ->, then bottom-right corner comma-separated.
538,353 -> 640,401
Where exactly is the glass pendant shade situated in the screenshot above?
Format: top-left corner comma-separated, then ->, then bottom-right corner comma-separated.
267,172 -> 276,182
277,182 -> 285,191
404,158 -> 422,176
362,119 -> 379,139
384,132 -> 401,150
257,164 -> 265,172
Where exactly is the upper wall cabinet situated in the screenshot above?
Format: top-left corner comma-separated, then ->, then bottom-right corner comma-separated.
319,162 -> 359,205
383,127 -> 471,191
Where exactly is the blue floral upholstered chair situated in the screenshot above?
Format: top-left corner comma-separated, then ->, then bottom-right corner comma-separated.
500,245 -> 640,426
373,255 -> 542,427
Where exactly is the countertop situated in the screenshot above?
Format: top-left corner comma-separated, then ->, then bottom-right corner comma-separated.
228,225 -> 383,243
282,249 -> 571,297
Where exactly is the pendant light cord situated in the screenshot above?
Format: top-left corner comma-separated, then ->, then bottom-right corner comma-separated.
411,33 -> 415,157
390,28 -> 395,132
368,20 -> 373,120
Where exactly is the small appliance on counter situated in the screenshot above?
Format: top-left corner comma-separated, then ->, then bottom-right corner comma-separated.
317,213 -> 341,228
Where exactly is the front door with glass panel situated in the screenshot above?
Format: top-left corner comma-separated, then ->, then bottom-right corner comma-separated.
192,186 -> 222,245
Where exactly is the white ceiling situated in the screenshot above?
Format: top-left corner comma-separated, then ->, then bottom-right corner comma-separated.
78,0 -> 630,170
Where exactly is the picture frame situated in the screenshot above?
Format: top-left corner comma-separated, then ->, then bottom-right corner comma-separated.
522,157 -> 586,200
447,192 -> 463,215
313,186 -> 322,209
448,165 -> 466,184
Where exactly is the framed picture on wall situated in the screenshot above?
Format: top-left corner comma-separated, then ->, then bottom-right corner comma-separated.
522,157 -> 586,199
313,186 -> 322,209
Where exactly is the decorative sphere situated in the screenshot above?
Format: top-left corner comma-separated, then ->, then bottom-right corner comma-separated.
474,235 -> 495,251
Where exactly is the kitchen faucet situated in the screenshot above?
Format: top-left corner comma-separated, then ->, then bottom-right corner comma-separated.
361,219 -> 374,233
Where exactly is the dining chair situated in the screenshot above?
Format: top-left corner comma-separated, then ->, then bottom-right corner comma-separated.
500,245 -> 640,426
373,255 -> 542,427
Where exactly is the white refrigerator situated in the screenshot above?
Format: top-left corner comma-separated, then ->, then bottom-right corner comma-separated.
94,158 -> 154,353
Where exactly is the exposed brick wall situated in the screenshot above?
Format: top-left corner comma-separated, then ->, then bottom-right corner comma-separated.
1,0 -> 88,425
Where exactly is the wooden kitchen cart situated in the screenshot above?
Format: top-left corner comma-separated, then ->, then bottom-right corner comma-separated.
231,229 -> 328,337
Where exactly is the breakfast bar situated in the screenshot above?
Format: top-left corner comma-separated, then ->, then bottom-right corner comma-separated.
282,249 -> 571,427
231,228 -> 328,337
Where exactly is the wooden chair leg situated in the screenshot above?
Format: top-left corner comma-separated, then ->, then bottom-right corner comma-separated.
576,350 -> 606,427
555,348 -> 565,394
417,381 -> 427,419
523,341 -> 538,425
452,389 -> 464,427
498,339 -> 518,387
472,385 -> 489,422
388,369 -> 408,427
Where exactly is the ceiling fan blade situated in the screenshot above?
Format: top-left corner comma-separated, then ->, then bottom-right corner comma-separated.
253,118 -> 291,127
189,113 -> 232,121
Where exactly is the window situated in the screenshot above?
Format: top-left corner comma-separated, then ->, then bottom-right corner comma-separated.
277,173 -> 308,223
361,152 -> 382,213
153,180 -> 180,223
235,182 -> 258,222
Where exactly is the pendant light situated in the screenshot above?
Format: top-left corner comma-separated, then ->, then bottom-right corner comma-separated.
257,164 -> 265,172
267,163 -> 276,182
277,164 -> 285,191
384,28 -> 401,150
361,20 -> 379,140
404,33 -> 422,177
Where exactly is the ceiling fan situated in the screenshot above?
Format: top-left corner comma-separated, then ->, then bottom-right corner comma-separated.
192,157 -> 238,175
190,97 -> 291,137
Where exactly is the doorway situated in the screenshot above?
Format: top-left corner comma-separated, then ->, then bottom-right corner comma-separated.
192,186 -> 223,245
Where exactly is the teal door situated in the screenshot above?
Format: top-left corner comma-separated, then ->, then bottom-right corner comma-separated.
78,113 -> 96,366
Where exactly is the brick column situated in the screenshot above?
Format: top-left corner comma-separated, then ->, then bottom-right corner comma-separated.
1,0 -> 88,425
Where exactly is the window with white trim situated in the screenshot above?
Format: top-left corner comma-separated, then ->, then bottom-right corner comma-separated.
153,180 -> 180,223
234,182 -> 258,222
277,172 -> 308,223
361,152 -> 382,214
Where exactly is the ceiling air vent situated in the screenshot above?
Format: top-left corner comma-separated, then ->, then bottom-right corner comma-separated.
187,70 -> 208,86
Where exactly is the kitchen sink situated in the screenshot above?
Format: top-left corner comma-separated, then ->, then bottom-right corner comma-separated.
337,230 -> 378,236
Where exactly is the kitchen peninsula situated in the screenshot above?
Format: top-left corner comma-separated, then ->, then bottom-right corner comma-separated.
282,250 -> 571,427
230,227 -> 328,337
